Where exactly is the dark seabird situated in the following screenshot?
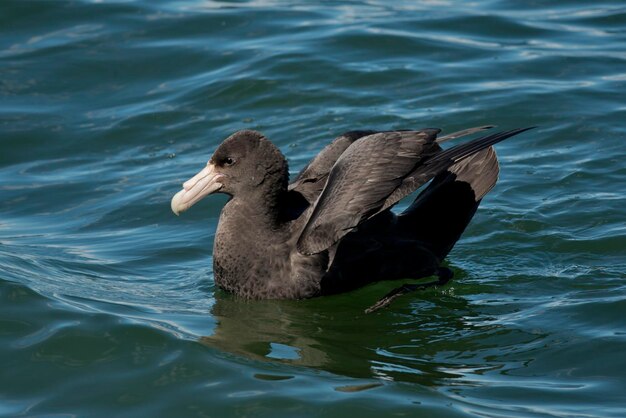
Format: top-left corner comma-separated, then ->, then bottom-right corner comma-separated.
171,126 -> 533,311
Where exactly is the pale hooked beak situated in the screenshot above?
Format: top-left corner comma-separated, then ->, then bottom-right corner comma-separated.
171,163 -> 224,215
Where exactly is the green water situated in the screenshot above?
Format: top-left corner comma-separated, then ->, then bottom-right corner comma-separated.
1,1 -> 625,416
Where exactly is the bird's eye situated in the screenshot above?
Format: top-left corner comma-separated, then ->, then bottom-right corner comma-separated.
224,157 -> 235,166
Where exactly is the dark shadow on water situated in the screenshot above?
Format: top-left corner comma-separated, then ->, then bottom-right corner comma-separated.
199,276 -> 545,386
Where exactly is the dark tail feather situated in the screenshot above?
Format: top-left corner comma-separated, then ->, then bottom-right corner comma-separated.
398,146 -> 501,260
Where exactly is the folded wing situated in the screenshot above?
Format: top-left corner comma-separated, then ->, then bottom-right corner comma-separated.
289,126 -> 494,204
289,130 -> 376,203
297,127 -> 533,255
297,129 -> 440,255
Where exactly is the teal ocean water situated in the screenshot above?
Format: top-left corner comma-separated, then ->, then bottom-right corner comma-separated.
2,1 -> 625,416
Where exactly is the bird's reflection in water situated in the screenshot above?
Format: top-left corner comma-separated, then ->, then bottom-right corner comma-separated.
199,278 -> 545,386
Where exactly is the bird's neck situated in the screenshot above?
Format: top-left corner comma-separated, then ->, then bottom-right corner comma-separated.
225,186 -> 288,229
213,188 -> 293,297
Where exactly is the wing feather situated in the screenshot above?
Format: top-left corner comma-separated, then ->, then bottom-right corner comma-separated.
297,127 -> 534,255
380,127 -> 534,212
297,129 -> 440,254
288,131 -> 376,202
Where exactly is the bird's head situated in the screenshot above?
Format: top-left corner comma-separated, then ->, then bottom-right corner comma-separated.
171,130 -> 288,215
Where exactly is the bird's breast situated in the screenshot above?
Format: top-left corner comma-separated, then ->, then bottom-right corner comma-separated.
212,205 -> 323,299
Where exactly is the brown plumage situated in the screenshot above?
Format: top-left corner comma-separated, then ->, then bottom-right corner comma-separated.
171,126 -> 533,309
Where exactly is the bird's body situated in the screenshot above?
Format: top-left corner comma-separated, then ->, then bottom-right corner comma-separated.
213,196 -> 327,299
171,126 -> 532,308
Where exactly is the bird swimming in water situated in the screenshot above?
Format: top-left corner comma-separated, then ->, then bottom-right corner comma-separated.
171,126 -> 533,312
